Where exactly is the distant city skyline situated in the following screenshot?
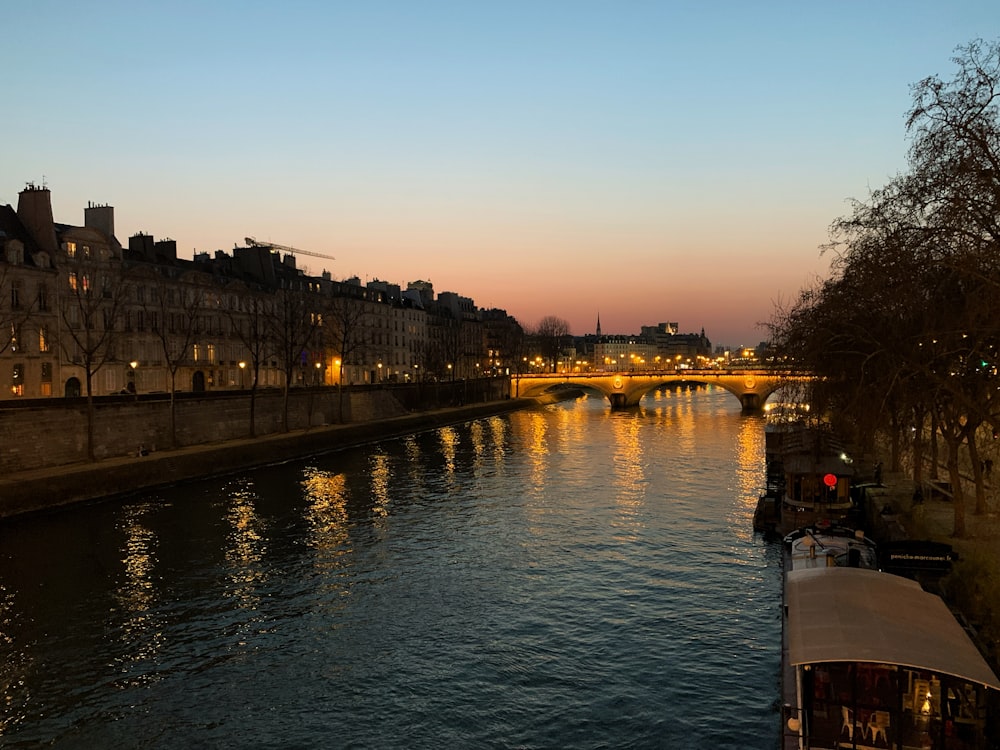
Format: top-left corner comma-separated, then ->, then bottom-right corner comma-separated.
5,2 -> 999,347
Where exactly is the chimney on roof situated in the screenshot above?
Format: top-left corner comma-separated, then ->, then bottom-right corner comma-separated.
85,202 -> 117,246
16,183 -> 58,254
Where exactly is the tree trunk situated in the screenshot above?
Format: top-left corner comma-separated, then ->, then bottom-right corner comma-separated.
945,435 -> 967,538
968,427 -> 987,515
85,369 -> 96,461
168,369 -> 178,449
911,407 -> 926,487
930,410 -> 940,480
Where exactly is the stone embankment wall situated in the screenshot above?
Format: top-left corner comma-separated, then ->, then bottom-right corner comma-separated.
0,379 -> 508,475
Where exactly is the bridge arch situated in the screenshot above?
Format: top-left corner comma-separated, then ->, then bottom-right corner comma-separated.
513,370 -> 807,412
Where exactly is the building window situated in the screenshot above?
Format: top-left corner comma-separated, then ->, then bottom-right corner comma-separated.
193,344 -> 201,362
37,284 -> 49,311
68,272 -> 78,291
11,363 -> 24,396
10,324 -> 19,352
39,326 -> 49,353
66,241 -> 77,257
11,280 -> 21,309
40,362 -> 52,396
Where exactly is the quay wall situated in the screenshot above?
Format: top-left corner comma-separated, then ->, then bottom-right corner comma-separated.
0,398 -> 529,520
0,379 -> 507,475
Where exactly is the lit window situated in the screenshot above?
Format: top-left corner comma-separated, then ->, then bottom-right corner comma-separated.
66,242 -> 77,257
11,363 -> 24,396
39,326 -> 49,353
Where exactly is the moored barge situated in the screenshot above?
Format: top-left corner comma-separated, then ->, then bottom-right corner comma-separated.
780,525 -> 1000,749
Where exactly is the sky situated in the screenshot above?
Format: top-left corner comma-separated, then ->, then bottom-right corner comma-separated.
5,1 -> 999,347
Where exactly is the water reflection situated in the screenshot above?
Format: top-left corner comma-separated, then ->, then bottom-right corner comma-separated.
730,414 -> 766,542
526,411 -> 550,497
222,480 -> 268,644
610,412 -> 646,523
301,467 -> 352,587
0,582 -> 29,736
369,450 -> 391,519
488,416 -> 508,467
438,425 -> 459,481
111,501 -> 164,687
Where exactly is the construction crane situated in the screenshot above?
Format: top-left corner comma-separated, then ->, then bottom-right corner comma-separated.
245,236 -> 336,263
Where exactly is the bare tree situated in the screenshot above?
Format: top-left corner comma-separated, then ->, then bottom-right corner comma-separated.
58,242 -> 130,460
533,315 -> 570,371
142,270 -> 205,447
270,285 -> 322,432
224,284 -> 271,437
769,40 -> 1000,536
325,293 -> 370,422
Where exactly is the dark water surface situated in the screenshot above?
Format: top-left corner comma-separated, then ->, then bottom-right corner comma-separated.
0,387 -> 781,749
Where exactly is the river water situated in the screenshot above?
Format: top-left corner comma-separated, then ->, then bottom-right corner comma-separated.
0,386 -> 781,749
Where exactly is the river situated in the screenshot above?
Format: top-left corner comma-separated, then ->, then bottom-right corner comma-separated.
0,386 -> 781,749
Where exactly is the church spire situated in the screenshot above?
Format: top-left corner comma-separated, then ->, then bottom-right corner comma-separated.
596,312 -> 602,337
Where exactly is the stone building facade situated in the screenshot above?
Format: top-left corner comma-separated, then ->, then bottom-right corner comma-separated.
0,185 -> 523,401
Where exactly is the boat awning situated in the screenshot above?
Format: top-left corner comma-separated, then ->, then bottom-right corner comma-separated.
786,566 -> 1000,689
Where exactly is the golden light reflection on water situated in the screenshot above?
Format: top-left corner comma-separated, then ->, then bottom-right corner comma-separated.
403,435 -> 426,497
223,481 -> 268,616
469,420 -> 485,472
112,502 -> 165,685
302,467 -> 351,577
610,413 -> 646,524
526,411 -> 550,497
439,426 -> 458,478
487,416 -> 508,466
0,583 -> 29,736
729,413 -> 766,543
369,450 -> 391,520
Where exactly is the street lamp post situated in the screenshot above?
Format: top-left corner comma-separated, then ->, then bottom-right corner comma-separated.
128,360 -> 138,399
239,360 -> 246,389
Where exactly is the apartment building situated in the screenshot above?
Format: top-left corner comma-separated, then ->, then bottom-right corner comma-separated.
0,185 -> 522,400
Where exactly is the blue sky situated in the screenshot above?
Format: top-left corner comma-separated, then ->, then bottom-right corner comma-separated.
5,1 -> 999,346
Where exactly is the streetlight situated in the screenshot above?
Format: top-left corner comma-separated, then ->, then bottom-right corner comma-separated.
377,362 -> 383,382
128,360 -> 138,397
315,361 -> 322,385
239,360 -> 246,389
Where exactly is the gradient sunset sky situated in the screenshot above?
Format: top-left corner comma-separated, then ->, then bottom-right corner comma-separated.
5,2 -> 998,346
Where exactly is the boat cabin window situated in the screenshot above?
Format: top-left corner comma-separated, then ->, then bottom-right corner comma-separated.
801,662 -> 989,749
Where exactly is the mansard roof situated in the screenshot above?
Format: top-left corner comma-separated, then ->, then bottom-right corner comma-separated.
0,203 -> 49,266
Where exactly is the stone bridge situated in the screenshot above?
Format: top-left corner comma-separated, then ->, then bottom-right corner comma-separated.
513,369 -> 812,411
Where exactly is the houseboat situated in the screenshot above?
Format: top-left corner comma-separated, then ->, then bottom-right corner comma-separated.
755,426 -> 857,536
780,525 -> 1000,749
